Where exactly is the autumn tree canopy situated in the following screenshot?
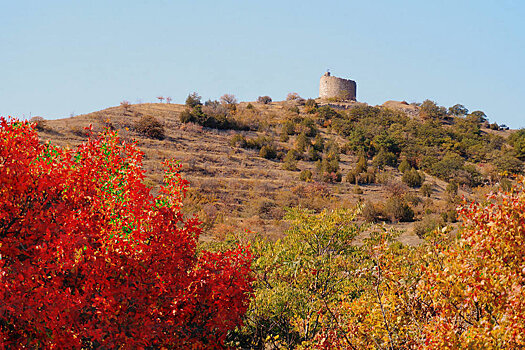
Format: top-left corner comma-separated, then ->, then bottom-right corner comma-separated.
0,118 -> 253,348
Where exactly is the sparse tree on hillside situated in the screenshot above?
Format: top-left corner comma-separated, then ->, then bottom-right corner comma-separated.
220,94 -> 238,105
257,96 -> 272,104
286,92 -> 301,101
157,96 -> 164,103
166,97 -> 172,104
120,100 -> 131,113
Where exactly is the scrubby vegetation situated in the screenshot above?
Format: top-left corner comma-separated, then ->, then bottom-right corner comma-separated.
11,98 -> 525,348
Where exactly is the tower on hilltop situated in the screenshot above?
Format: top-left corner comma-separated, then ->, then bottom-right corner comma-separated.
319,71 -> 357,101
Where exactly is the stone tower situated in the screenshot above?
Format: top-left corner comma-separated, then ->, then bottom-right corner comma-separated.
319,72 -> 357,101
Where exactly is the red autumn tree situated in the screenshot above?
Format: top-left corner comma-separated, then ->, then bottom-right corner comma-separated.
0,118 -> 253,348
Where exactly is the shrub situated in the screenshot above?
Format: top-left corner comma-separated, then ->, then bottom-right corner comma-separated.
384,197 -> 414,222
259,144 -> 277,159
282,119 -> 296,135
312,134 -> 324,152
120,100 -> 131,113
0,118 -> 253,348
287,105 -> 300,114
286,92 -> 301,101
445,181 -> 458,195
304,98 -> 318,113
283,150 -> 299,170
372,149 -> 397,169
346,170 -> 358,184
29,116 -> 49,131
185,92 -> 202,108
307,146 -> 321,161
322,171 -> 342,183
134,115 -> 165,139
420,183 -> 433,197
402,168 -> 425,188
257,96 -> 272,104
299,169 -> 313,181
448,104 -> 468,116
413,214 -> 445,238
419,99 -> 448,120
220,94 -> 238,106
398,159 -> 411,173
362,200 -> 379,222
295,133 -> 310,153
230,134 -> 247,147
489,122 -> 499,130
70,125 -> 91,137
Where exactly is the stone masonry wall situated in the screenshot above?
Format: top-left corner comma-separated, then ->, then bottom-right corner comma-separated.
319,73 -> 357,100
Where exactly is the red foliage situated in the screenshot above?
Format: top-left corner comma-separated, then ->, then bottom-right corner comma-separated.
0,118 -> 253,348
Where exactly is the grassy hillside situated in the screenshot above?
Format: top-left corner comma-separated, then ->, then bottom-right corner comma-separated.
35,97 -> 522,244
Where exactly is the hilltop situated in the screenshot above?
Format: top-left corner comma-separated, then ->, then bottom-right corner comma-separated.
35,96 -> 522,244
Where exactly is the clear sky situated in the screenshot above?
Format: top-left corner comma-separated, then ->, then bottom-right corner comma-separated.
1,0 -> 524,128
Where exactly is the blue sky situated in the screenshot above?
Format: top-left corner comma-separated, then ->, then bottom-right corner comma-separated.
1,0 -> 524,128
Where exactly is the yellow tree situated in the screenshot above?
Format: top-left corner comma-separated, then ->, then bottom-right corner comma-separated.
421,178 -> 525,348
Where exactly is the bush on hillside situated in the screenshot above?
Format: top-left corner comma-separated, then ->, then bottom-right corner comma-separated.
402,168 -> 425,188
185,92 -> 202,108
134,115 -> 165,139
257,96 -> 272,104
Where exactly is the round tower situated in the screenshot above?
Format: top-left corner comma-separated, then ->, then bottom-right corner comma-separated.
319,72 -> 357,101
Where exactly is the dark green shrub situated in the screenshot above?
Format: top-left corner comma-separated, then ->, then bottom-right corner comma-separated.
185,92 -> 202,108
346,170 -> 358,184
134,115 -> 165,139
282,120 -> 296,135
372,149 -> 397,169
259,145 -> 277,159
179,110 -> 194,124
295,133 -> 310,153
441,208 -> 458,223
398,159 -> 411,173
356,154 -> 367,174
299,118 -> 318,137
420,183 -> 433,197
307,146 -> 321,162
431,153 -> 465,181
402,168 -> 425,188
283,150 -> 299,170
312,134 -> 324,152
